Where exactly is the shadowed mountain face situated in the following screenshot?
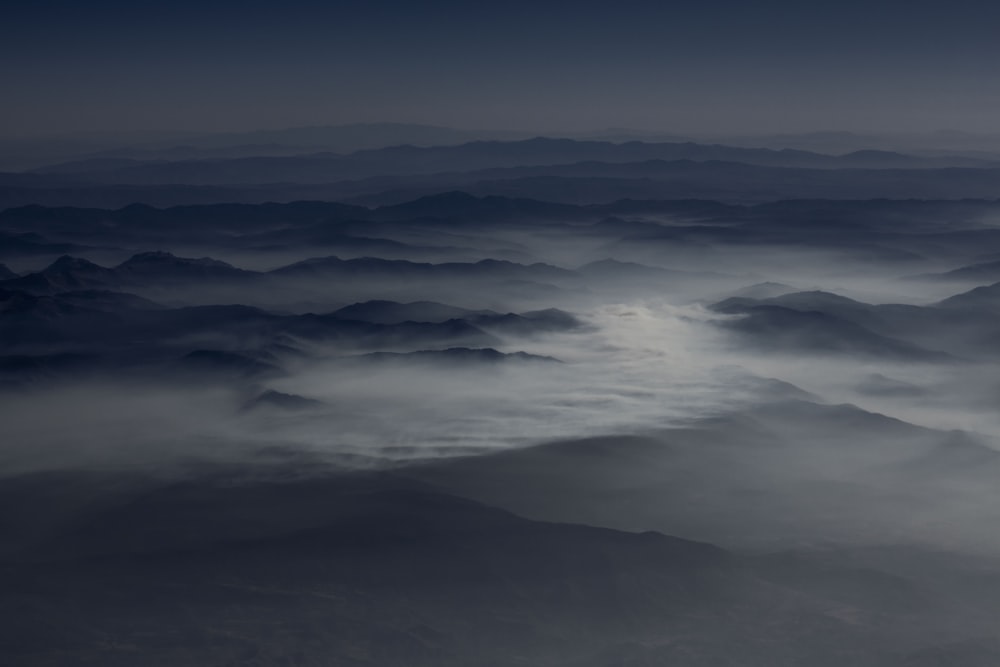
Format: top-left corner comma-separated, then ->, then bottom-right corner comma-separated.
1,253 -> 245,294
6,135 -> 1000,665
3,470 -> 1000,667
713,304 -> 954,361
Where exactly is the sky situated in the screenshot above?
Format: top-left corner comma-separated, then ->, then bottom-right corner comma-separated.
4,0 -> 1000,139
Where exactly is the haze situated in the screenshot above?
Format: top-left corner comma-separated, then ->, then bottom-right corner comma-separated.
5,3 -> 1000,665
5,0 -> 1000,139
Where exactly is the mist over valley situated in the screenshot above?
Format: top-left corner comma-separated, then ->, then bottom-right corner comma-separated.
6,131 -> 1000,664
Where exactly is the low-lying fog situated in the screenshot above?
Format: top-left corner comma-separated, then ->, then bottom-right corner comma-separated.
5,198 -> 1000,555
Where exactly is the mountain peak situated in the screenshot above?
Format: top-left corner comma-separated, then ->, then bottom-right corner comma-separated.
45,255 -> 107,273
119,251 -> 236,269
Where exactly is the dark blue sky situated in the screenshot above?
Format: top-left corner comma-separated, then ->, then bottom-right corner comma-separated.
4,0 -> 1000,138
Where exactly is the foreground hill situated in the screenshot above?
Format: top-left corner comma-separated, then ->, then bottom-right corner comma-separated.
2,468 -> 997,667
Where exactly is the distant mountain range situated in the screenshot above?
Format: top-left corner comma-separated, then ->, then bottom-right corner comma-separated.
25,137 -> 1000,186
0,123 -> 536,171
8,123 -> 1000,170
5,136 -> 1000,208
